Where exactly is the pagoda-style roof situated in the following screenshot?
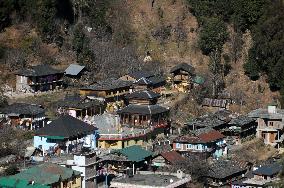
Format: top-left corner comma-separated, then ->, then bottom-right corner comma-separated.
117,104 -> 169,115
36,115 -> 96,138
16,64 -> 63,77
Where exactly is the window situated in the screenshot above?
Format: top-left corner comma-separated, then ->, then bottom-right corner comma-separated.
175,143 -> 181,149
186,144 -> 192,149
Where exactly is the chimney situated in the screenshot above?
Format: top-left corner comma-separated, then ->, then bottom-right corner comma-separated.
176,170 -> 183,179
268,105 -> 277,114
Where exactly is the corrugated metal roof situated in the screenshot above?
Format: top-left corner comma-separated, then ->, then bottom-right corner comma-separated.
10,163 -> 81,185
65,64 -> 85,76
112,145 -> 153,162
0,177 -> 49,188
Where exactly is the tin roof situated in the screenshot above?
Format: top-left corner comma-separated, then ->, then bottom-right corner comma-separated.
160,150 -> 186,165
112,145 -> 153,162
65,64 -> 85,76
9,163 -> 81,186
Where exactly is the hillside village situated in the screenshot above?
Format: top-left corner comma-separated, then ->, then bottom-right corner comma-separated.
0,62 -> 283,188
0,0 -> 283,188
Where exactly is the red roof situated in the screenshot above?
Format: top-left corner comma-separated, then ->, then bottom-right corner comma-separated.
197,130 -> 224,143
160,150 -> 186,164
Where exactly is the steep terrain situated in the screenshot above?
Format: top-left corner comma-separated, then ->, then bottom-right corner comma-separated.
0,0 -> 279,115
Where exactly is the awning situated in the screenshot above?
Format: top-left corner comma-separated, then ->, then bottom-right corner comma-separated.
44,136 -> 65,140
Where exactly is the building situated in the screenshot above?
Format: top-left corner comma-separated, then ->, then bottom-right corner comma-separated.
56,94 -> 105,119
65,151 -> 97,188
0,177 -> 50,188
65,64 -> 87,79
202,98 -> 231,109
34,115 -> 97,154
4,163 -> 81,188
120,71 -> 166,93
97,145 -> 153,178
118,90 -> 169,129
16,64 -> 64,92
169,63 -> 195,92
110,171 -> 191,188
173,129 -> 226,159
119,71 -> 155,82
93,113 -> 154,149
0,103 -> 46,130
223,115 -> 257,144
184,109 -> 232,132
79,78 -> 133,112
248,104 -> 284,148
232,162 -> 282,187
151,150 -> 186,167
206,160 -> 247,187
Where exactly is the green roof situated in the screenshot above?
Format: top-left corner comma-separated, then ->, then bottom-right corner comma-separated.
112,145 -> 153,162
9,163 -> 81,186
0,177 -> 49,188
193,75 -> 205,84
44,136 -> 65,140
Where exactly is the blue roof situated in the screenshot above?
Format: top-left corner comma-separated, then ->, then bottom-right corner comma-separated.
253,163 -> 282,176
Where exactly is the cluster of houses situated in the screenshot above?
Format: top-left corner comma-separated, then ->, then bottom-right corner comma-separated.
0,63 -> 283,187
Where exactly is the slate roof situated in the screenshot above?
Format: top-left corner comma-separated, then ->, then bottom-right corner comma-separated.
135,77 -> 152,85
0,103 -> 45,116
170,63 -> 195,75
174,129 -> 224,143
126,90 -> 161,100
207,160 -> 246,179
65,64 -> 85,76
117,104 -> 169,115
253,163 -> 282,176
81,78 -> 133,91
229,115 -> 256,127
0,177 -> 49,188
148,75 -> 166,85
16,64 -> 63,77
57,94 -> 103,109
248,108 -> 284,120
10,163 -> 81,185
185,110 -> 232,129
160,150 -> 186,165
127,71 -> 155,80
112,145 -> 153,162
36,115 -> 96,138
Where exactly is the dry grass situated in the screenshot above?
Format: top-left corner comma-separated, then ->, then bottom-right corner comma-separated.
230,138 -> 278,163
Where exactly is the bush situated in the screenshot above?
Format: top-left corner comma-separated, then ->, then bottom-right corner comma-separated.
4,165 -> 18,176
